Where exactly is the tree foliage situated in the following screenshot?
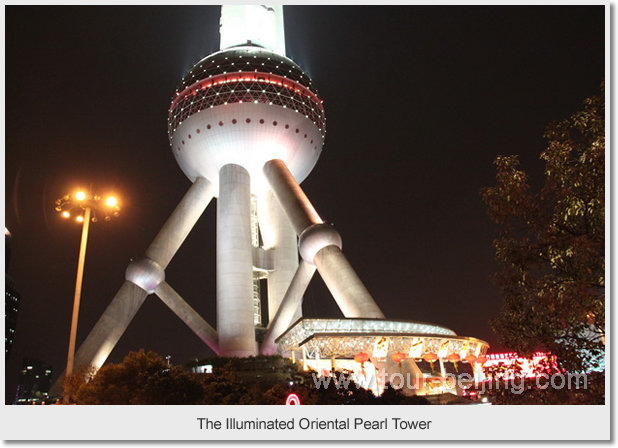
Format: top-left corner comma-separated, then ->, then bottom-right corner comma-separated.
481,361 -> 604,405
481,84 -> 605,375
62,364 -> 97,404
66,351 -> 433,405
73,350 -> 205,405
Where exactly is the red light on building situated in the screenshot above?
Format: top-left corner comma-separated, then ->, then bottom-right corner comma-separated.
423,352 -> 438,362
285,393 -> 301,405
482,352 -> 557,378
354,352 -> 369,364
391,352 -> 406,365
465,354 -> 477,363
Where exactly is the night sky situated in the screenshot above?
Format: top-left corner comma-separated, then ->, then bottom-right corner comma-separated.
4,5 -> 605,403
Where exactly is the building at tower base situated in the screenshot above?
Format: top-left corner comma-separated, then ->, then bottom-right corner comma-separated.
276,318 -> 489,396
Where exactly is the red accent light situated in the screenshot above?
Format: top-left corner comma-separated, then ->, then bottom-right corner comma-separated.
482,352 -> 558,378
391,352 -> 406,364
465,354 -> 477,363
285,393 -> 301,405
423,353 -> 438,362
476,355 -> 488,364
170,72 -> 323,113
354,352 -> 369,364
447,353 -> 461,362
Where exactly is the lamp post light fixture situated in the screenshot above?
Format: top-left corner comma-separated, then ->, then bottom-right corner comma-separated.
54,191 -> 120,391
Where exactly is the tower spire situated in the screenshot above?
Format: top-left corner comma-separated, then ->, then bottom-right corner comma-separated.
219,5 -> 286,56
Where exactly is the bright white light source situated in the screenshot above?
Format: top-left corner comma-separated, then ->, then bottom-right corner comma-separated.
219,5 -> 286,55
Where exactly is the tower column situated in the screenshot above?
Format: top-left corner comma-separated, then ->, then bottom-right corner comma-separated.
145,177 -> 215,269
259,190 -> 300,324
264,159 -> 385,319
217,164 -> 256,357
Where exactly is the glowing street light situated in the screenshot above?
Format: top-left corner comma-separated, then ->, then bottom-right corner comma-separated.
54,191 -> 121,394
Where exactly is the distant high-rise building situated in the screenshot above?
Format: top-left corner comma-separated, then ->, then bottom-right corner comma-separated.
5,228 -> 21,360
14,358 -> 53,404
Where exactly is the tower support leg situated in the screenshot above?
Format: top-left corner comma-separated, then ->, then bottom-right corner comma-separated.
313,245 -> 383,318
263,159 -> 384,319
50,178 -> 215,397
49,281 -> 148,397
146,177 -> 215,269
258,190 -> 301,324
155,281 -> 219,354
260,260 -> 316,355
217,164 -> 256,357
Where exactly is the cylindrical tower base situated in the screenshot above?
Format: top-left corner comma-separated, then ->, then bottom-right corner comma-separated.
217,164 -> 256,357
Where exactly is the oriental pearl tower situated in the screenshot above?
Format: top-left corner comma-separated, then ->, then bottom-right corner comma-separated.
50,5 -> 384,393
164,4 -> 385,357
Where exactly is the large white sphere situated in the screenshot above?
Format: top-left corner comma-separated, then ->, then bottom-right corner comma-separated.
168,46 -> 326,195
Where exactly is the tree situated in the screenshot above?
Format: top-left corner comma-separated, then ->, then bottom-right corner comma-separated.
66,351 -> 434,404
63,364 -> 97,404
481,84 -> 605,377
200,362 -> 249,405
374,384 -> 430,405
481,359 -> 604,405
74,350 -> 205,404
299,369 -> 378,405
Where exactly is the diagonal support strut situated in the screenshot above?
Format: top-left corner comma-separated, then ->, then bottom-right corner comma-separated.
50,178 -> 215,396
260,260 -> 316,355
264,159 -> 385,320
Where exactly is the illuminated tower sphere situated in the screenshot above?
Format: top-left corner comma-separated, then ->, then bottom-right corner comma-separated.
168,45 -> 326,194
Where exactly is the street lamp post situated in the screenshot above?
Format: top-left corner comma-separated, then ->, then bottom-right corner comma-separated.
67,204 -> 91,381
55,191 -> 120,396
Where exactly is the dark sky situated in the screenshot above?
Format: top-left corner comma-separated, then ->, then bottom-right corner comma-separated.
4,5 -> 605,402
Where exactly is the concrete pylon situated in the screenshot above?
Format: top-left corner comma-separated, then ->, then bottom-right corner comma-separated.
50,178 -> 216,396
258,189 -> 301,324
49,281 -> 148,397
263,159 -> 385,320
261,260 -> 316,355
216,164 -> 256,357
155,281 -> 219,354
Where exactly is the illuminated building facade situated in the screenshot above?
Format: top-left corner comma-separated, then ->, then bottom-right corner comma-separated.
278,319 -> 488,396
14,358 -> 53,405
482,352 -> 558,379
